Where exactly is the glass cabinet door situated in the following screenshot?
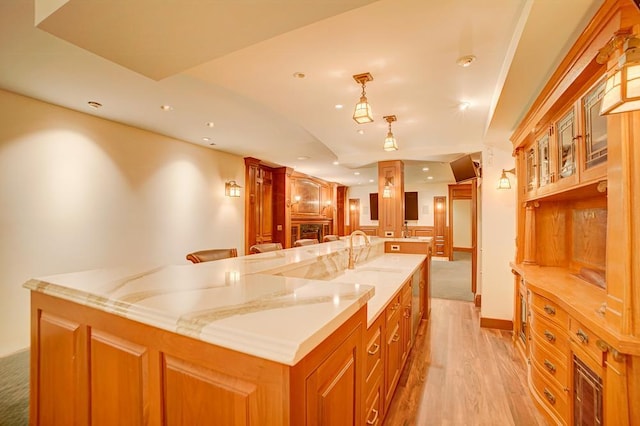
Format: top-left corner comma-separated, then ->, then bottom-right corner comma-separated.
537,133 -> 551,187
556,109 -> 576,180
583,80 -> 607,169
526,147 -> 536,192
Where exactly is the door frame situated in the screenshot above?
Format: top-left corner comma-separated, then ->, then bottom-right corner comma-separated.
447,182 -> 478,294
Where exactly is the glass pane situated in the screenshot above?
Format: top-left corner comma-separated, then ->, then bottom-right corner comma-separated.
583,81 -> 607,169
526,148 -> 536,192
557,110 -> 576,179
537,133 -> 550,187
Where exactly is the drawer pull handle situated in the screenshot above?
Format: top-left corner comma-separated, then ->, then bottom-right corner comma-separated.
543,388 -> 556,405
392,333 -> 400,342
576,329 -> 589,344
543,305 -> 556,315
544,359 -> 556,373
544,330 -> 556,343
366,408 -> 379,425
368,343 -> 380,356
404,307 -> 411,319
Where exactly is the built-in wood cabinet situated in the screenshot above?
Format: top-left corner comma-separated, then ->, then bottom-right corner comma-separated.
519,77 -> 608,201
245,159 -> 336,250
245,157 -> 275,252
510,1 -> 640,424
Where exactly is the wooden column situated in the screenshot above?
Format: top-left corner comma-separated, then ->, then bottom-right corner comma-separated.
336,186 -> 347,236
377,160 -> 404,237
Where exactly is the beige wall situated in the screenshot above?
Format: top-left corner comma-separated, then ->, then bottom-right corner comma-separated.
480,145 -> 517,322
0,90 -> 245,356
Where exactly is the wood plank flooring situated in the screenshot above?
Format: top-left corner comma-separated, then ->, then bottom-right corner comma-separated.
384,298 -> 549,426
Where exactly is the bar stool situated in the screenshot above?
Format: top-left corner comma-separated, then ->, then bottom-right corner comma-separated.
294,239 -> 319,247
249,242 -> 283,254
186,248 -> 238,264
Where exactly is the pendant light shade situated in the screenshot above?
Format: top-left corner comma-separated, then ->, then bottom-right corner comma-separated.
383,115 -> 398,151
598,33 -> 640,115
352,73 -> 374,124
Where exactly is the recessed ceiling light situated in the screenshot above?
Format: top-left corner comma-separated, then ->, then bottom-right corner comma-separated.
160,104 -> 173,111
335,104 -> 343,109
87,101 -> 102,109
297,156 -> 309,160
456,55 -> 477,67
422,167 -> 430,171
357,129 -> 365,135
206,122 -> 215,128
459,101 -> 471,111
333,161 -> 340,165
427,176 -> 434,180
369,179 -> 374,183
354,172 -> 360,176
202,137 -> 210,142
293,72 -> 306,79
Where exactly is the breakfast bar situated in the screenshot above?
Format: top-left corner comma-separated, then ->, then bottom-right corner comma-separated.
25,237 -> 431,425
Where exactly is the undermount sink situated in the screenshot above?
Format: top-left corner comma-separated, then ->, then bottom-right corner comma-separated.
354,266 -> 405,274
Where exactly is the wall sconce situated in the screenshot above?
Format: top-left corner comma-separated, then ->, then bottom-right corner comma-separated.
598,31 -> 640,115
353,73 -> 374,124
382,177 -> 394,198
382,115 -> 398,151
289,195 -> 301,207
497,168 -> 516,190
225,180 -> 242,197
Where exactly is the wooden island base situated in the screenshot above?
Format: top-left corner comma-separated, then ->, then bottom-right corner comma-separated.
30,291 -> 366,425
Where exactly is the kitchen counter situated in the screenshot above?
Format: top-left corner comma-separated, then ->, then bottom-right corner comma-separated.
24,237 -> 425,365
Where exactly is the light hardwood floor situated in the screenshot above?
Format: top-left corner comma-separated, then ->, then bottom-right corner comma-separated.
384,298 -> 549,426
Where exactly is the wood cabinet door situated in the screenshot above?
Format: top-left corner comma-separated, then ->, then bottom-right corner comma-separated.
401,284 -> 412,366
305,328 -> 360,426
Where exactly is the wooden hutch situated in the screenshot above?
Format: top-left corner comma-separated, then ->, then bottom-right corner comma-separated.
244,158 -> 337,252
510,0 -> 640,424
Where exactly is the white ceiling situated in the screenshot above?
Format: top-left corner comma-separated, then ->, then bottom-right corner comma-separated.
0,0 -> 604,186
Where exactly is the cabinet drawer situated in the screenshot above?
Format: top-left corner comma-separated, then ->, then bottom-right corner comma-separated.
365,316 -> 383,381
568,318 -> 604,366
530,314 -> 569,357
531,362 -> 569,424
364,376 -> 382,426
531,337 -> 569,390
531,293 -> 568,328
386,294 -> 402,325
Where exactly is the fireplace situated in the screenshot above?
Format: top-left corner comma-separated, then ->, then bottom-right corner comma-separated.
573,355 -> 603,425
300,223 -> 323,240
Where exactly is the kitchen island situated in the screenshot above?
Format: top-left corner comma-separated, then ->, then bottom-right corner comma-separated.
24,236 -> 430,425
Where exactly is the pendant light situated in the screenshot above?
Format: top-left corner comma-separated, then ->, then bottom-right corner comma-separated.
383,115 -> 398,151
352,73 -> 374,124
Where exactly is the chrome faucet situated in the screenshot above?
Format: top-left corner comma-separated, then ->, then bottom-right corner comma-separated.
348,230 -> 371,269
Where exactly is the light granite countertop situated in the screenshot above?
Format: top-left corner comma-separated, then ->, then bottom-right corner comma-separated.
24,237 -> 427,366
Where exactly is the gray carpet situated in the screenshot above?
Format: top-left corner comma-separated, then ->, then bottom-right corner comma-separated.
0,349 -> 29,426
431,251 -> 474,302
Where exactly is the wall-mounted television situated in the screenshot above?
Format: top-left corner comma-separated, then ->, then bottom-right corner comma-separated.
404,191 -> 418,220
370,193 -> 378,220
450,155 -> 480,183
